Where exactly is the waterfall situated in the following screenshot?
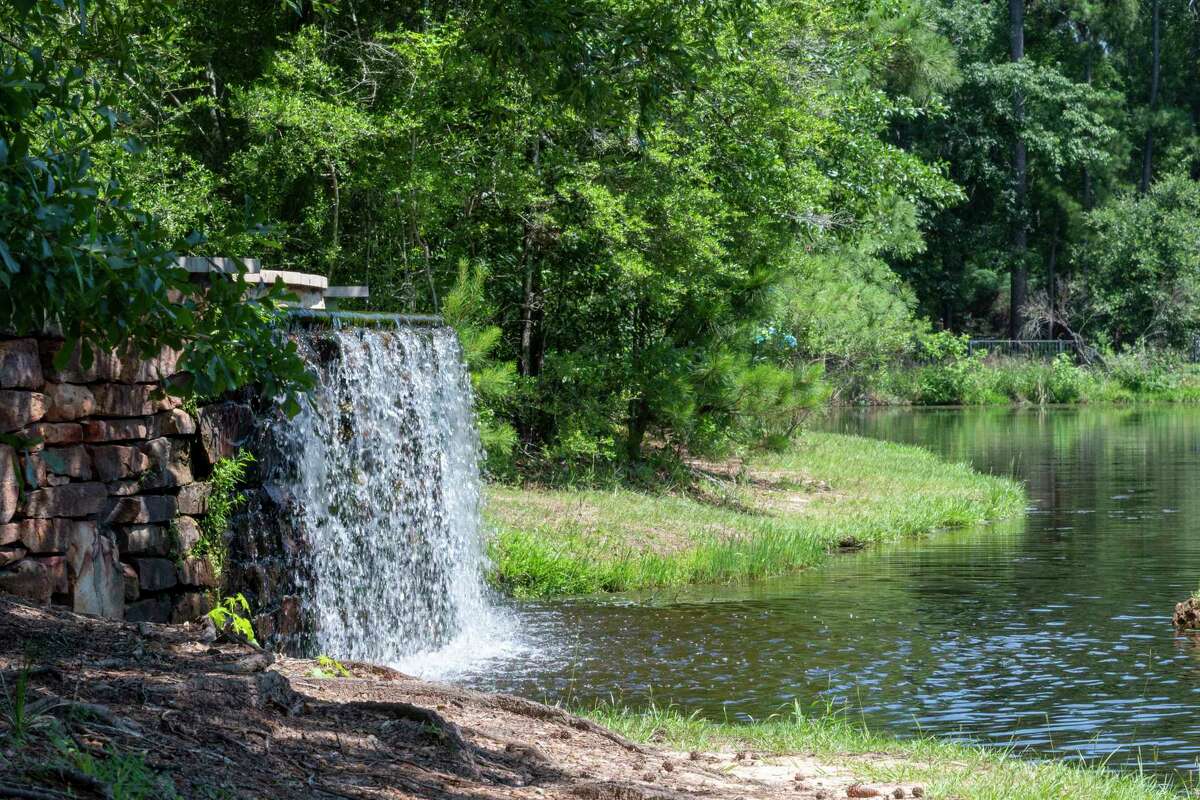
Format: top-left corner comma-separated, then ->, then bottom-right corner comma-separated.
266,323 -> 513,672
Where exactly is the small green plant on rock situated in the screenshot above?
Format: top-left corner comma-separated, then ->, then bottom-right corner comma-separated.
191,450 -> 255,578
206,593 -> 258,646
309,655 -> 351,679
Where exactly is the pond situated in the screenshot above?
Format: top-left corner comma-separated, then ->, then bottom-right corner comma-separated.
452,407 -> 1200,776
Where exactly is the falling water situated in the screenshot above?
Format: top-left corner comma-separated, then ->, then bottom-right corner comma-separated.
268,323 -> 514,673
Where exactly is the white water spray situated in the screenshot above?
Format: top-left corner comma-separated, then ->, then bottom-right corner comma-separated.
270,324 -> 514,673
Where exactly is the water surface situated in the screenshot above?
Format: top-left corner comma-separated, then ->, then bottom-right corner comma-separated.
451,407 -> 1200,775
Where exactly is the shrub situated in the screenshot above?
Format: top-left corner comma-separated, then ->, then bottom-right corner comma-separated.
1046,354 -> 1087,403
206,593 -> 257,646
1102,347 -> 1179,394
191,450 -> 254,578
0,2 -> 312,412
910,332 -> 996,405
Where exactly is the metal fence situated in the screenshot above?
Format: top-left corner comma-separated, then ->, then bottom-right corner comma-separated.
966,339 -> 1083,360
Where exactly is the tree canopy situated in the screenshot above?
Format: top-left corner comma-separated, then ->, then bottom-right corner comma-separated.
3,0 -> 1197,467
0,0 -> 312,409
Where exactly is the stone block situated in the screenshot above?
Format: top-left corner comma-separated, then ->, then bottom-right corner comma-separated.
35,555 -> 68,594
0,521 -> 18,546
90,383 -> 152,417
0,445 -> 17,524
22,482 -> 106,519
42,383 -> 95,421
104,495 -> 176,524
152,408 -> 197,436
176,483 -> 211,515
17,518 -> 92,553
172,591 -> 213,624
66,524 -> 123,619
83,418 -> 151,443
20,519 -> 70,552
175,516 -> 202,553
278,595 -> 302,637
0,559 -> 51,604
91,383 -> 176,417
27,445 -> 93,482
23,452 -> 54,487
121,562 -> 139,602
0,339 -> 43,389
0,545 -> 26,567
177,557 -> 216,588
237,562 -> 268,596
0,390 -> 48,432
89,444 -> 150,482
41,341 -> 180,384
105,479 -> 141,496
124,595 -> 171,624
24,422 -> 83,445
126,347 -> 181,383
116,524 -> 173,556
252,612 -> 275,643
38,340 -> 109,384
138,438 -> 192,490
197,402 -> 254,468
135,557 -> 177,592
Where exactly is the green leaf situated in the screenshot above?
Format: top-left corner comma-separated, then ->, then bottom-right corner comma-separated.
0,240 -> 18,273
52,338 -> 77,372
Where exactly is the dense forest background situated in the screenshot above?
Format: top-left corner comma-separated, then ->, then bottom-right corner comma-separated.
5,0 -> 1200,470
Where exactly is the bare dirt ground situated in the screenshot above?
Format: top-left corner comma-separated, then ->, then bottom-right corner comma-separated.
0,597 -> 920,799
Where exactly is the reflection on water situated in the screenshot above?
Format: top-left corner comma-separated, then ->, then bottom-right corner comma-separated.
458,407 -> 1200,775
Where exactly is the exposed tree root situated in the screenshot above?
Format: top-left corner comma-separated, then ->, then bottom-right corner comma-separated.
344,700 -> 479,776
0,783 -> 74,800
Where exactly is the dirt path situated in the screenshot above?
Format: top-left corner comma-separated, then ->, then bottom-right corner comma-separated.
0,597 -> 919,799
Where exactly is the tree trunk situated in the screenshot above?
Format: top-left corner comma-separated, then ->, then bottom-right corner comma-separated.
1047,235 -> 1058,339
625,397 -> 649,462
1141,0 -> 1161,193
519,136 -> 543,379
1191,11 -> 1200,178
205,62 -> 224,153
1009,0 -> 1028,339
518,241 -> 540,378
327,157 -> 340,255
1082,33 -> 1095,210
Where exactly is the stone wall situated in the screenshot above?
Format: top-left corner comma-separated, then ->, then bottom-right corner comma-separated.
0,336 -> 251,623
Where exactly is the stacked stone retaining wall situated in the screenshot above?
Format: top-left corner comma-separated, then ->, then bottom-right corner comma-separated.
0,336 -> 252,623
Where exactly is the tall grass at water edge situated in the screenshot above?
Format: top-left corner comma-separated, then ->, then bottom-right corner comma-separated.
856,351 -> 1200,407
486,432 -> 1025,598
585,702 -> 1186,800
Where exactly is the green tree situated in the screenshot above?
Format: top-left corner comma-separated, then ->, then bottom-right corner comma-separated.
0,0 -> 311,407
897,0 -> 1119,334
1076,174 -> 1200,348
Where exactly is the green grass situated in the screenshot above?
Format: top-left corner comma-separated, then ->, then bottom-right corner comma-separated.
583,702 -> 1184,800
485,432 -> 1025,598
859,356 -> 1200,407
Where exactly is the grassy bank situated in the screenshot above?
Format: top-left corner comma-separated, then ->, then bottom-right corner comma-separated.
845,345 -> 1200,406
485,432 -> 1024,598
585,703 -> 1181,800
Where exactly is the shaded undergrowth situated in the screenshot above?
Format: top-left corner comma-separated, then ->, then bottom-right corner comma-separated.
0,662 -> 179,800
